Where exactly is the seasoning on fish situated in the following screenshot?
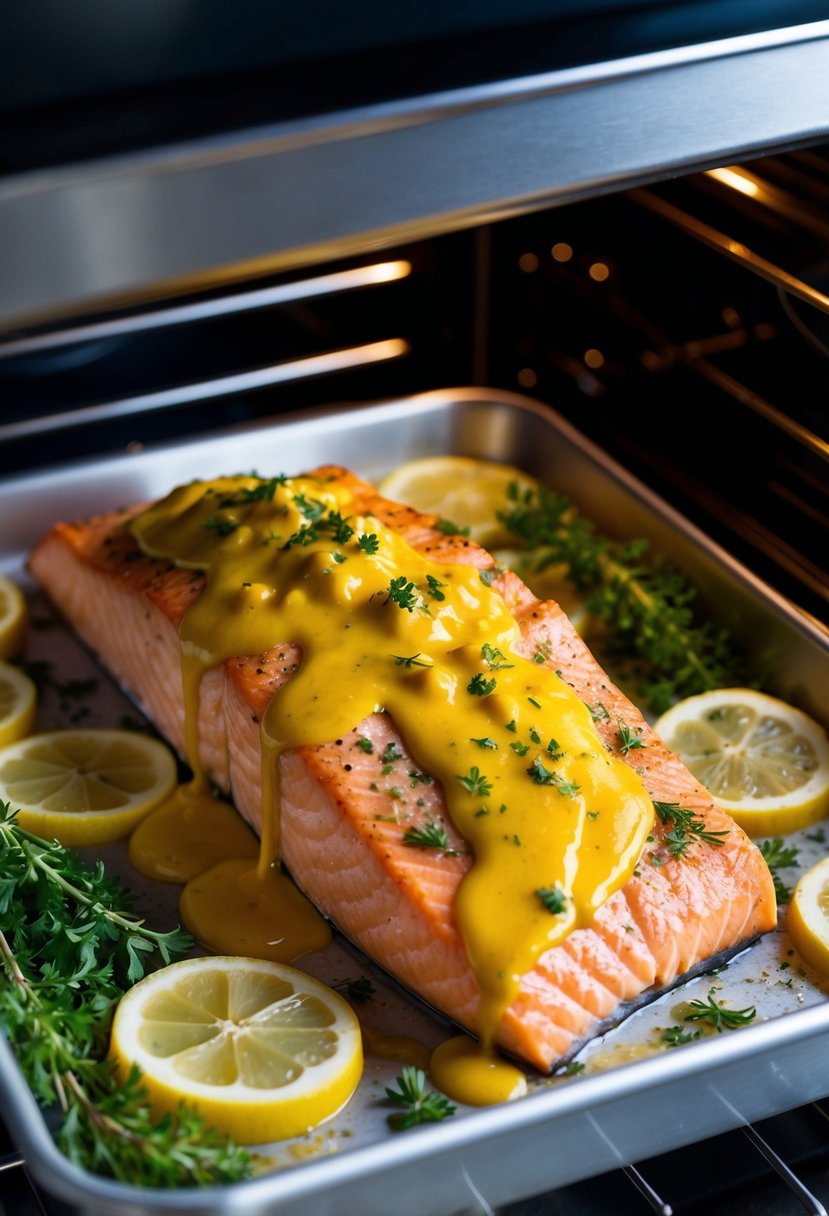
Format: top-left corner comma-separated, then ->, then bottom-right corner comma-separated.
28,466 -> 777,1074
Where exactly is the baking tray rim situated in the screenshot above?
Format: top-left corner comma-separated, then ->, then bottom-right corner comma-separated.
2,385 -> 828,1212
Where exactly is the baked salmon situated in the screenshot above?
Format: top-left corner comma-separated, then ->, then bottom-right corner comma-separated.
28,466 -> 777,1074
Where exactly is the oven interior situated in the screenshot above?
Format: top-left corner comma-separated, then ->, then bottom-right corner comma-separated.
1,144 -> 828,1215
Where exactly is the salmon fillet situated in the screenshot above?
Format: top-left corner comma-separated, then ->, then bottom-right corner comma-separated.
28,467 -> 777,1073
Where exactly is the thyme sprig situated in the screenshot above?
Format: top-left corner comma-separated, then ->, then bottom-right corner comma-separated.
653,801 -> 729,858
498,483 -> 751,713
683,991 -> 757,1032
0,802 -> 251,1186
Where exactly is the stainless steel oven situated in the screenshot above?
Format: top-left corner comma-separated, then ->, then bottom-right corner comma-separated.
2,6 -> 829,1214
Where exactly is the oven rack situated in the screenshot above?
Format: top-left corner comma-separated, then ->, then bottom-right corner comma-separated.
480,162 -> 829,626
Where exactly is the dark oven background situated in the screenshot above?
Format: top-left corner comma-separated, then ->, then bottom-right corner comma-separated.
1,147 -> 829,1216
3,145 -> 827,628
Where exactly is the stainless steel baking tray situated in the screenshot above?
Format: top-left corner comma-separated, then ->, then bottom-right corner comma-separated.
1,387 -> 828,1216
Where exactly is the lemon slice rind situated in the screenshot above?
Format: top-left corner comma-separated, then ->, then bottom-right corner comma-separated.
0,728 -> 178,845
0,661 -> 37,749
787,856 -> 829,975
0,575 -> 28,661
109,956 -> 363,1143
378,455 -> 537,547
654,688 -> 829,837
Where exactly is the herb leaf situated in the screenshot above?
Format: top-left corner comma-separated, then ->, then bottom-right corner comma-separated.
683,992 -> 757,1032
654,801 -> 729,858
385,1066 -> 456,1130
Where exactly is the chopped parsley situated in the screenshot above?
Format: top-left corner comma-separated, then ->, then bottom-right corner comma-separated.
385,576 -> 420,612
467,673 -> 497,696
536,885 -> 568,915
358,533 -> 380,554
458,767 -> 492,797
481,643 -> 514,669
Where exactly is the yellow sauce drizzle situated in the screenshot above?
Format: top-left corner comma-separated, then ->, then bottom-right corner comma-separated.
129,472 -> 654,1094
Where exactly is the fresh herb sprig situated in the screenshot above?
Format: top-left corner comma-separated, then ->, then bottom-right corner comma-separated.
653,801 -> 729,858
0,802 -> 251,1186
498,483 -> 751,713
385,1066 -> 456,1130
683,991 -> 757,1033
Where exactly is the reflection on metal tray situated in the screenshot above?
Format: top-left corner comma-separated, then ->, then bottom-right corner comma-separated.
0,388 -> 828,1216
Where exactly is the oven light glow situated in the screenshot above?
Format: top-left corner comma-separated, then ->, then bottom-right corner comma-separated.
361,260 -> 412,284
589,262 -> 610,282
518,368 -> 538,387
706,167 -> 760,197
584,349 -> 604,369
519,253 -> 540,273
551,243 -> 573,262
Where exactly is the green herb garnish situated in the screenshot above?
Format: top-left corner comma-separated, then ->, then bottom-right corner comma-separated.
458,767 -> 492,797
654,801 -> 729,858
617,720 -> 646,755
467,673 -> 497,696
481,643 -> 513,669
392,653 -> 431,669
357,533 -> 380,554
683,992 -> 757,1032
0,803 -> 250,1186
333,976 -> 376,1004
402,820 -> 460,854
385,1066 -> 456,1130
385,576 -> 420,612
498,483 -> 751,712
536,885 -> 568,914
662,1026 -> 702,1047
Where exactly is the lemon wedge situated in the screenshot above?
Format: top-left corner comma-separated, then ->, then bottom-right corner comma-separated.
0,574 -> 28,660
0,661 -> 37,749
787,857 -> 829,975
378,455 -> 537,547
109,956 -> 363,1143
654,689 -> 829,836
0,728 -> 178,845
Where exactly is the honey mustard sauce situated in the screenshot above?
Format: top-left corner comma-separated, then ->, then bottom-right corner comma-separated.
128,472 -> 654,1105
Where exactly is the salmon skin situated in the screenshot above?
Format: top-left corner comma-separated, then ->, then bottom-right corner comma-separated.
28,466 -> 777,1073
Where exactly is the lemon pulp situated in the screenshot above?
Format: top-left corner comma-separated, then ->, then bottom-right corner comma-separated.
0,728 -> 178,845
655,689 -> 829,836
378,455 -> 537,547
109,956 -> 363,1143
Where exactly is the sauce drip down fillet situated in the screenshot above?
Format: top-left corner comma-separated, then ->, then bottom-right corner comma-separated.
28,466 -> 777,1074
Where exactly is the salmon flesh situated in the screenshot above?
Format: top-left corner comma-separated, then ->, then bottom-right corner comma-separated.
28,466 -> 777,1073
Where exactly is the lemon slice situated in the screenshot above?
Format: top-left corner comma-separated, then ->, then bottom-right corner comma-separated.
109,956 -> 363,1143
0,574 -> 28,660
0,728 -> 178,845
654,689 -> 829,836
0,661 -> 37,748
378,455 -> 538,547
490,547 -> 589,632
788,857 -> 829,974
